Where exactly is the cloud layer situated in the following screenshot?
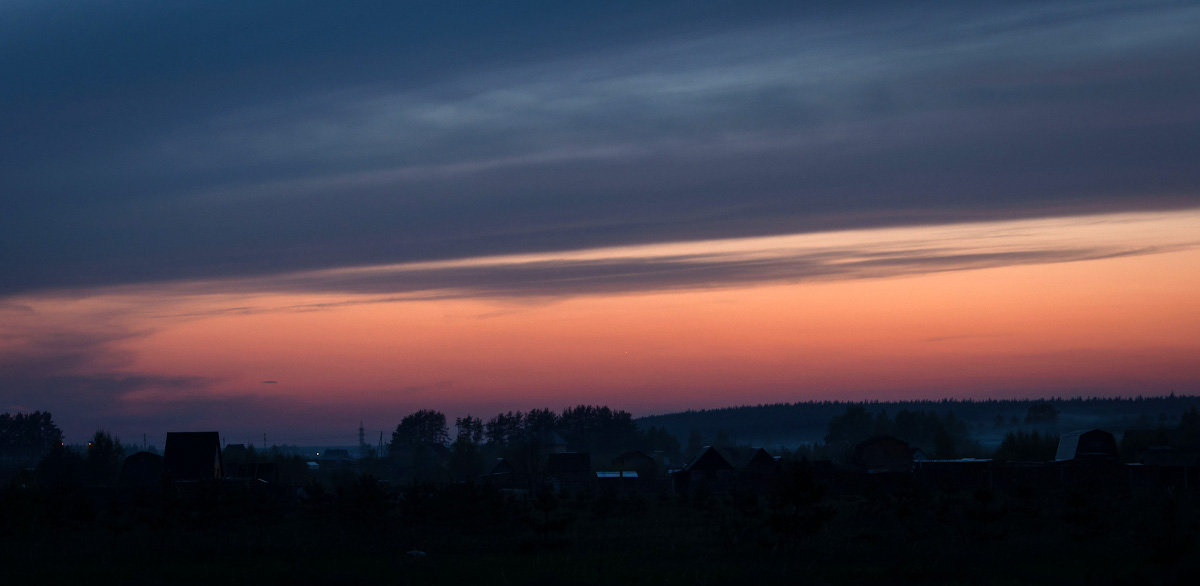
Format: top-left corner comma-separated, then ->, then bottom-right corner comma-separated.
3,1 -> 1199,295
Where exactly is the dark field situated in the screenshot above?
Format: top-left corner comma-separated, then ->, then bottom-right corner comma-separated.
3,474 -> 1197,586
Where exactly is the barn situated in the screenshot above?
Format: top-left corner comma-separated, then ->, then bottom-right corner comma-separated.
1055,429 -> 1118,461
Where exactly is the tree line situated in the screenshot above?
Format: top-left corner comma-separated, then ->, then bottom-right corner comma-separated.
6,399 -> 1200,488
384,405 -> 682,481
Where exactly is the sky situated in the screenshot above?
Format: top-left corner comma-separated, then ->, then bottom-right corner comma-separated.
2,1 -> 1199,445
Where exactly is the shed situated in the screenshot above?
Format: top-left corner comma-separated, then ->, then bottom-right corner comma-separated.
223,443 -> 249,463
611,450 -> 658,480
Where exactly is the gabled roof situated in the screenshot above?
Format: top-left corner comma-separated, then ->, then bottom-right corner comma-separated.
489,458 -> 514,475
741,448 -> 778,472
681,446 -> 734,473
163,432 -> 222,481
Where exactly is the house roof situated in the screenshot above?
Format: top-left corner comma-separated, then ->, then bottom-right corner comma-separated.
741,448 -> 779,472
596,471 -> 638,478
489,458 -> 514,475
163,432 -> 222,481
681,446 -> 734,473
1055,429 -> 1117,461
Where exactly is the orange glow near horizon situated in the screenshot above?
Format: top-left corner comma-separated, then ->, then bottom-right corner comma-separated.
4,210 -> 1199,429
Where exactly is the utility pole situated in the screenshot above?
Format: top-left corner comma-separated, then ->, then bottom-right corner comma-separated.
359,421 -> 366,458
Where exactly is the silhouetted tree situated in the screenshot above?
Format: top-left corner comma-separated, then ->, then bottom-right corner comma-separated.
993,430 -> 1058,462
448,434 -> 484,480
36,443 -> 84,488
714,429 -> 731,448
685,430 -> 704,460
1179,406 -> 1200,450
824,405 -> 888,462
891,409 -> 971,458
455,415 -> 485,444
388,411 -> 450,481
934,427 -> 958,459
485,411 -> 524,446
524,408 -> 559,438
390,409 -> 449,451
0,411 -> 63,464
638,425 -> 683,464
84,430 -> 125,486
558,405 -> 637,458
1024,400 -> 1059,425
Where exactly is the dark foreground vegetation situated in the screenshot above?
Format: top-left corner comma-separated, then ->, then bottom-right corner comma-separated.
3,397 -> 1199,585
1,464 -> 1198,585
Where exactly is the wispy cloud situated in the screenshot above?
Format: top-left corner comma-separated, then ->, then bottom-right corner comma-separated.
140,210 -> 1198,302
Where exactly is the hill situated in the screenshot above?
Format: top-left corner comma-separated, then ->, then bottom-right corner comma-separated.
635,395 -> 1200,450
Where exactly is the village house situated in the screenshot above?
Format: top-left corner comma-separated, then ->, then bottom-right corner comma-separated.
674,446 -> 735,494
736,447 -> 781,494
163,432 -> 223,482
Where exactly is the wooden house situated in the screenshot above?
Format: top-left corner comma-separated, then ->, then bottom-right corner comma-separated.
674,446 -> 735,494
163,432 -> 223,482
737,447 -> 780,494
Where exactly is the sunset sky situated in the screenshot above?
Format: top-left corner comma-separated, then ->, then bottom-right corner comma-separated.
3,2 -> 1199,444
